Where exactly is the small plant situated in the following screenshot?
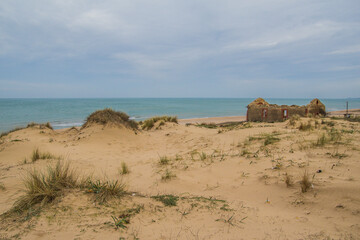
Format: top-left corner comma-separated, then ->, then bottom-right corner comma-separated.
111,215 -> 128,229
199,152 -> 207,160
82,108 -> 138,129
161,169 -> 176,181
300,171 -> 312,193
314,133 -> 327,147
284,173 -> 293,187
119,162 -> 130,175
86,179 -> 126,203
10,161 -> 78,214
142,116 -> 178,130
30,148 -> 60,162
159,156 -> 171,165
152,194 -> 179,206
0,182 -> 5,190
264,134 -> 280,146
298,121 -> 312,131
195,123 -> 218,129
288,115 -> 300,126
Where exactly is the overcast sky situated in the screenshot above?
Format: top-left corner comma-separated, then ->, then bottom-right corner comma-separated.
0,0 -> 359,98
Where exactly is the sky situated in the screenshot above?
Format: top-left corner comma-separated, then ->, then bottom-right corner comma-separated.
0,0 -> 359,98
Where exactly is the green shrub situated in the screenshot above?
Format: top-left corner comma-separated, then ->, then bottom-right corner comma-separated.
82,108 -> 138,129
142,116 -> 178,130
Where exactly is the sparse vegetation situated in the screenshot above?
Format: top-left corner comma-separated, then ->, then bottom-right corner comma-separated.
85,179 -> 126,203
284,173 -> 293,187
288,115 -> 300,126
30,148 -> 60,162
27,122 -> 53,130
298,121 -> 312,131
9,161 -> 78,215
82,108 -> 138,129
159,156 -> 171,165
161,169 -> 176,181
300,171 -> 312,193
119,162 -> 130,175
0,127 -> 26,138
0,182 -> 5,190
195,123 -> 217,129
152,194 -> 179,206
142,116 -> 178,130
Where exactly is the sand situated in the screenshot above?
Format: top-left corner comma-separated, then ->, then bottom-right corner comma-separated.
0,113 -> 359,239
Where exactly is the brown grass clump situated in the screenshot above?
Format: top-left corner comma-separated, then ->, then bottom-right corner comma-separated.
82,108 -> 138,129
284,173 -> 293,187
142,116 -> 178,130
9,161 -> 78,214
85,179 -> 126,203
29,148 -> 60,162
298,120 -> 312,131
27,122 -> 53,130
288,115 -> 300,126
300,171 -> 312,193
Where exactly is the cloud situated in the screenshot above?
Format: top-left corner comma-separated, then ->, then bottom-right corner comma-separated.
0,0 -> 359,97
328,44 -> 360,55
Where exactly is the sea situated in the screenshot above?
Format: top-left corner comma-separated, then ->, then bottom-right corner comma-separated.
0,98 -> 359,133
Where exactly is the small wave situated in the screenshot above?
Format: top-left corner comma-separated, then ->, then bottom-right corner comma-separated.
52,122 -> 83,127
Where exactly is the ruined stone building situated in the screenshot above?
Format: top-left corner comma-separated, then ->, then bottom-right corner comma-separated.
246,98 -> 326,122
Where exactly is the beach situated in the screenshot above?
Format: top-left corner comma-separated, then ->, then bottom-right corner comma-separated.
0,111 -> 359,239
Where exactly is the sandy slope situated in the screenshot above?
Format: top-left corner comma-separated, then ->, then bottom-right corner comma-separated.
0,117 -> 359,239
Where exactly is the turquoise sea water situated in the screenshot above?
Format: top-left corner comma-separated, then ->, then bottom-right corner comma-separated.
0,98 -> 359,132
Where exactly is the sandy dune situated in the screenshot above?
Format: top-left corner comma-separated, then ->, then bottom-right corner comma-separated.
0,116 -> 359,239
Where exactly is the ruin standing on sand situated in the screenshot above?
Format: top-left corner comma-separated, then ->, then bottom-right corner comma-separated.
246,98 -> 326,122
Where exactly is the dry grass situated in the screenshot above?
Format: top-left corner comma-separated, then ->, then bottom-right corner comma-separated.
298,121 -> 313,131
159,156 -> 171,165
0,127 -> 26,138
30,148 -> 60,163
142,116 -> 178,130
119,162 -> 130,175
161,169 -> 176,181
82,108 -> 138,129
85,179 -> 126,203
288,115 -> 300,126
27,122 -> 53,130
9,161 -> 78,214
284,173 -> 293,187
300,171 -> 312,193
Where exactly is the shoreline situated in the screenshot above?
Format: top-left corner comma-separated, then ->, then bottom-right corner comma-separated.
1,109 -> 360,133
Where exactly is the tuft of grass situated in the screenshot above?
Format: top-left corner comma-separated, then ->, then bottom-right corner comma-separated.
119,162 -> 130,175
199,152 -> 207,160
159,156 -> 171,165
314,133 -> 327,147
288,115 -> 300,126
298,121 -> 313,131
264,134 -> 280,146
161,169 -> 176,181
82,108 -> 138,129
300,171 -> 312,193
142,116 -> 178,130
284,173 -> 293,187
10,161 -> 78,214
85,179 -> 126,203
30,148 -> 60,162
195,123 -> 217,129
27,122 -> 53,130
152,194 -> 179,206
0,182 -> 5,190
